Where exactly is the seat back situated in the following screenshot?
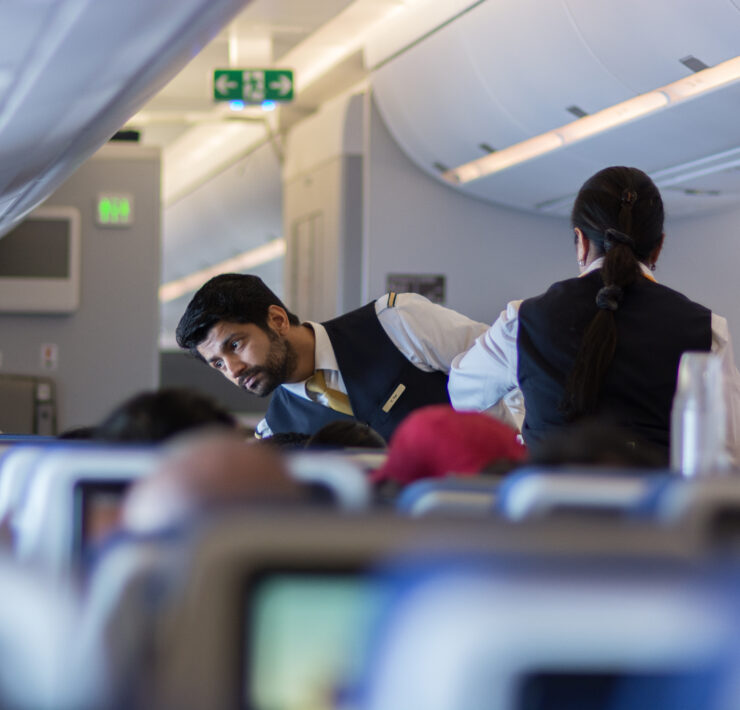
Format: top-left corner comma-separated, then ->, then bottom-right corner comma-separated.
0,445 -> 50,528
498,467 -> 668,520
286,452 -> 371,510
364,562 -> 740,710
147,512 -> 701,710
397,476 -> 501,516
0,555 -> 106,709
79,531 -> 190,708
649,477 -> 740,550
14,447 -> 159,574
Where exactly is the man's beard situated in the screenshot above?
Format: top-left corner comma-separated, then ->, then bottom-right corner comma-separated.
238,330 -> 298,397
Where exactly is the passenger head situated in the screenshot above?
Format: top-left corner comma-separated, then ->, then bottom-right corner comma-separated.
259,432 -> 312,450
95,388 -> 236,443
371,405 -> 526,490
57,425 -> 98,440
175,273 -> 300,359
531,419 -> 667,469
306,420 -> 386,450
122,431 -> 302,533
563,167 -> 665,420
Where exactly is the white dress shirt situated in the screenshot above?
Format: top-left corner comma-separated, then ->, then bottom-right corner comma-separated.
256,293 -> 490,437
449,258 -> 740,463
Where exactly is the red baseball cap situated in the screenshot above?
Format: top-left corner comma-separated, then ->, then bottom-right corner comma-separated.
371,405 -> 527,486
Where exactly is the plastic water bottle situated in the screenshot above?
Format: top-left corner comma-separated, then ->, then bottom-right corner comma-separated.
670,352 -> 728,477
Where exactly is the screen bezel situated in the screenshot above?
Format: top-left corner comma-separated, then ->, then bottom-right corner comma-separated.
240,564 -> 372,710
72,478 -> 130,563
0,205 -> 81,313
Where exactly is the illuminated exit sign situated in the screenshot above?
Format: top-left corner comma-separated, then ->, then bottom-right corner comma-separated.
96,194 -> 133,227
213,69 -> 294,104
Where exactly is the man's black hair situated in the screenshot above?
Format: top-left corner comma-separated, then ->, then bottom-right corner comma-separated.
176,273 -> 300,359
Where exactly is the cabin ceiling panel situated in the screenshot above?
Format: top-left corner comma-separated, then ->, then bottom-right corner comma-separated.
372,24 -> 528,178
460,149 -> 599,213
564,87 -> 740,173
369,0 -> 740,217
565,0 -> 740,94
457,0 -> 634,136
162,139 -> 282,284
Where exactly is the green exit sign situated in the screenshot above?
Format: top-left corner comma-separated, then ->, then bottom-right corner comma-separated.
96,194 -> 133,227
213,69 -> 294,104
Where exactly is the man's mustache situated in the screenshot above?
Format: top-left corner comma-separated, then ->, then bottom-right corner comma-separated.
238,367 -> 265,388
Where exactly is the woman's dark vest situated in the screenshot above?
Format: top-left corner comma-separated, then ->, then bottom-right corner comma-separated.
265,301 -> 450,440
517,270 -> 712,451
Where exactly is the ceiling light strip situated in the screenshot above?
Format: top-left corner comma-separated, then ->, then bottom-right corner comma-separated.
446,54 -> 740,185
159,238 -> 286,303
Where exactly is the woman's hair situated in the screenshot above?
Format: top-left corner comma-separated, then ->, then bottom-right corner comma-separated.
561,166 -> 664,420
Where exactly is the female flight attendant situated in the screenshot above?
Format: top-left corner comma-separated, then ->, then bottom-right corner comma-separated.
449,166 -> 740,460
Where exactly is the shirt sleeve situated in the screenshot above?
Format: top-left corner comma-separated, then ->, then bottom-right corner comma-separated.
711,313 -> 740,466
448,300 -> 521,413
255,418 -> 273,439
375,292 -> 489,373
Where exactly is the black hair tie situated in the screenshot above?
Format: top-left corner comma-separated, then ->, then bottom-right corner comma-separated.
596,285 -> 623,311
603,228 -> 635,251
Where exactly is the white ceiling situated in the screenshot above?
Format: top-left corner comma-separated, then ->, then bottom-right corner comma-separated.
128,0 -> 363,148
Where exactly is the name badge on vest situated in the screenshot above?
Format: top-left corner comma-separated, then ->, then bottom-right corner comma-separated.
382,384 -> 406,413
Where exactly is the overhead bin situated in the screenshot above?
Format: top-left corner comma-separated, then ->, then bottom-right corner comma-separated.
371,24 -> 529,173
368,0 -> 740,215
0,0 -> 251,237
454,0 -> 635,136
565,0 -> 740,93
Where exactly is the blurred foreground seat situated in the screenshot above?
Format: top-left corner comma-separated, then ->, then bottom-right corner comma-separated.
362,560 -> 740,710
135,512 -> 701,710
14,446 -> 159,575
0,552 -> 106,709
497,467 -> 670,521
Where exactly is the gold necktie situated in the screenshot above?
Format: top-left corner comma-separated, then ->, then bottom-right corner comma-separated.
305,370 -> 354,416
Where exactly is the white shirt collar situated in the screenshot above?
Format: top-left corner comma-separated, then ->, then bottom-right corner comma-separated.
305,321 -> 339,371
580,256 -> 656,280
280,321 -> 340,397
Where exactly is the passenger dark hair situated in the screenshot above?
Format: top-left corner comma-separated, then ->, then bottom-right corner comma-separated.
57,425 -> 98,440
531,419 -> 666,469
258,432 -> 312,450
562,167 -> 664,420
95,388 -> 236,443
306,421 -> 386,450
175,273 -> 300,359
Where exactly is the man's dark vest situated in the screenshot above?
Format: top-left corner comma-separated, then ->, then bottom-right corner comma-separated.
517,270 -> 712,451
265,301 -> 450,440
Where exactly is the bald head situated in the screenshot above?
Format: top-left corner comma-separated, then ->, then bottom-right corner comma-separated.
122,431 -> 302,533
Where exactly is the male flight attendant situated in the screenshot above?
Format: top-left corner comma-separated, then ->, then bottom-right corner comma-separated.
176,273 -> 493,440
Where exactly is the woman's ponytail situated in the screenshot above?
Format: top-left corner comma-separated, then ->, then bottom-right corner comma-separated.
560,169 -> 663,420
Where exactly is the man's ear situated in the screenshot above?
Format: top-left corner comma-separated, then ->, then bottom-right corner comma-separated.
266,305 -> 291,335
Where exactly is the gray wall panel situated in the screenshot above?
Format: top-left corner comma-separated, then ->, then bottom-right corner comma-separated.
0,145 -> 160,431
